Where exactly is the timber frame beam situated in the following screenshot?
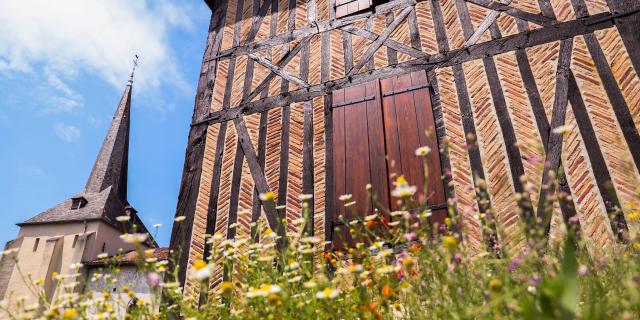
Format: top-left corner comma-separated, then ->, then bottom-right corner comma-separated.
192,9 -> 633,126
536,39 -> 573,235
464,0 -> 554,26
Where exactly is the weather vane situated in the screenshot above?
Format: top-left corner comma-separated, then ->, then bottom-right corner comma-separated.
129,54 -> 139,83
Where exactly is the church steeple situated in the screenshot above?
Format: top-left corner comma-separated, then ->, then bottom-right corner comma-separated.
84,58 -> 137,201
18,55 -> 156,246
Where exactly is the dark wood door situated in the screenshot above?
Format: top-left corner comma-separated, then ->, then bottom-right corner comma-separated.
380,71 -> 447,220
330,71 -> 446,248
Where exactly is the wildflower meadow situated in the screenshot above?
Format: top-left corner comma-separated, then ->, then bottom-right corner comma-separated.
1,142 -> 639,320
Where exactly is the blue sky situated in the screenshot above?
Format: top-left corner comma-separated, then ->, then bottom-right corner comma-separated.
0,0 -> 211,247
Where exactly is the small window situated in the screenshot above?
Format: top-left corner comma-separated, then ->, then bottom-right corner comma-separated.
101,243 -> 106,253
72,235 -> 79,248
71,197 -> 87,210
33,238 -> 40,252
335,0 -> 372,18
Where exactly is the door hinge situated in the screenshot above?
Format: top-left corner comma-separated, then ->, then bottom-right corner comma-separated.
332,95 -> 376,108
382,83 -> 430,97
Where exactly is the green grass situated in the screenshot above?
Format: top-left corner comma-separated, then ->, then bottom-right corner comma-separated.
2,145 -> 640,319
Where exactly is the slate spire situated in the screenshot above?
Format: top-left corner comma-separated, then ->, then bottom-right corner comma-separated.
84,59 -> 137,201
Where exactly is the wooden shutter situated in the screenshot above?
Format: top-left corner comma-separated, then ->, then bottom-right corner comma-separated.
380,71 -> 447,223
331,80 -> 389,247
335,0 -> 372,18
330,71 -> 447,249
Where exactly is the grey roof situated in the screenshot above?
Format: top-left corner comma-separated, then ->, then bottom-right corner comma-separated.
84,80 -> 132,201
18,79 -> 156,247
20,189 -> 111,225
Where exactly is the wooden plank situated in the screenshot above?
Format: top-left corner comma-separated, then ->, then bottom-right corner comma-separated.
350,6 -> 413,74
455,0 -> 475,39
329,0 -> 336,20
365,80 -> 390,209
302,100 -> 315,236
380,76 -> 403,210
407,7 -> 422,50
331,89 -> 347,228
431,0 -> 451,51
321,33 -> 331,82
410,71 -> 447,220
342,30 -> 354,72
343,83 -> 372,218
383,73 -> 427,208
300,34 -> 315,235
365,17 -> 375,71
537,38 -> 572,234
251,111 -> 268,240
324,94 -> 334,244
308,0 -> 317,26
277,103 -> 292,207
385,12 -> 398,65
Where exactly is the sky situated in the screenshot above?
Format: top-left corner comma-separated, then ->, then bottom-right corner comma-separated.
0,0 -> 212,247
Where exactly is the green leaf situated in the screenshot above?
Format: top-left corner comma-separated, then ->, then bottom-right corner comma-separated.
560,233 -> 578,316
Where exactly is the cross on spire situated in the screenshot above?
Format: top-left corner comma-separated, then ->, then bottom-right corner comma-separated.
129,54 -> 139,84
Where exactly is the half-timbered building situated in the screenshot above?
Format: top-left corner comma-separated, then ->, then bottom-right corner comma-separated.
169,0 -> 640,298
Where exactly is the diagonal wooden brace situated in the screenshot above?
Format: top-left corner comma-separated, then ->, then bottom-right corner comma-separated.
233,116 -> 286,247
341,25 -> 429,59
348,6 -> 412,75
249,53 -> 310,87
537,38 -> 573,235
242,36 -> 310,104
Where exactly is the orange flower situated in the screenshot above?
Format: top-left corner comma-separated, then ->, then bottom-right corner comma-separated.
381,284 -> 394,298
358,301 -> 382,320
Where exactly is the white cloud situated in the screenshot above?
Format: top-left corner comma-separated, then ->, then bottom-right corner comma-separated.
54,122 -> 81,142
0,0 -> 194,101
39,65 -> 85,113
